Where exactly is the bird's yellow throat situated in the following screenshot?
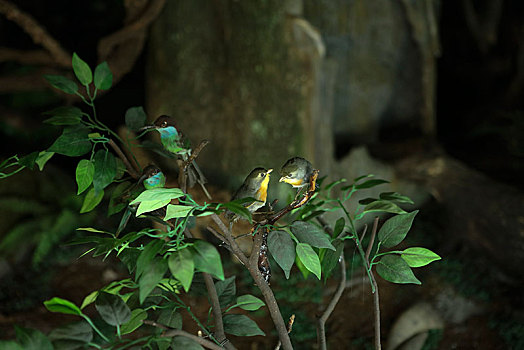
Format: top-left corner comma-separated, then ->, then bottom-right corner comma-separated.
256,174 -> 271,202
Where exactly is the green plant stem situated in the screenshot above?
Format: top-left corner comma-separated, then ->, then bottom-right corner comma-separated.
172,293 -> 219,344
81,314 -> 110,342
338,199 -> 375,292
114,336 -> 154,350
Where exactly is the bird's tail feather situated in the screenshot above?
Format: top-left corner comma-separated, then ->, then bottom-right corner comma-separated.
187,161 -> 212,200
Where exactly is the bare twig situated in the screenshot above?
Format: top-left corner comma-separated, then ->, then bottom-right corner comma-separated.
182,140 -> 210,171
0,48 -> 56,65
365,218 -> 379,262
275,314 -> 295,350
144,320 -> 224,350
203,272 -> 231,349
317,255 -> 346,350
367,217 -> 381,350
97,0 -> 166,59
210,214 -> 292,350
0,0 -> 71,66
108,139 -> 141,179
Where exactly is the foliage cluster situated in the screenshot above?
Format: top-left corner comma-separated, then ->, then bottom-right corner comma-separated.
0,54 -> 440,350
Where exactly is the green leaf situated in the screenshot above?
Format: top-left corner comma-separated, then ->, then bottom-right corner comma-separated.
93,149 -> 117,192
290,221 -> 335,250
376,254 -> 421,285
333,217 -> 345,238
139,257 -> 167,304
267,230 -> 295,279
35,151 -> 54,171
44,297 -> 83,316
136,240 -> 164,279
158,308 -> 182,329
76,159 -> 94,195
120,308 -> 147,334
95,292 -> 131,326
168,248 -> 194,292
223,314 -> 265,336
72,53 -> 92,85
0,341 -> 23,350
401,247 -> 441,267
377,210 -> 418,248
136,199 -> 171,216
234,294 -> 265,311
360,200 -> 407,217
320,239 -> 344,280
44,75 -> 78,94
130,188 -> 185,204
379,192 -> 414,204
296,243 -> 321,280
48,125 -> 91,156
295,254 -> 310,279
108,181 -> 132,216
221,199 -> 253,222
192,240 -> 224,280
355,179 -> 389,189
15,326 -> 53,350
215,276 -> 236,309
48,321 -> 93,348
43,106 -> 83,125
80,187 -> 104,213
94,62 -> 113,90
171,337 -> 204,350
125,106 -> 147,131
164,204 -> 193,220
18,151 -> 39,170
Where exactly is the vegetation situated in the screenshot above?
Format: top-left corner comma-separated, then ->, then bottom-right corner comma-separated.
0,54 -> 440,350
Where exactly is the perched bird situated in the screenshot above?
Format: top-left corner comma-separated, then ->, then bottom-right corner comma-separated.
227,168 -> 273,222
117,165 -> 167,235
279,157 -> 316,198
142,115 -> 211,199
140,164 -> 166,189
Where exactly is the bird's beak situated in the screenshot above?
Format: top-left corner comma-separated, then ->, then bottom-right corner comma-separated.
139,125 -> 156,131
267,169 -> 273,174
279,177 -> 285,182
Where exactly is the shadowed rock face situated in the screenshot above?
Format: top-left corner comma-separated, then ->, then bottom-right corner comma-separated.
146,0 -> 433,195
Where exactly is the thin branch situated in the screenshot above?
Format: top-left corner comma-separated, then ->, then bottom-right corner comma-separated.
210,214 -> 248,265
203,272 -> 232,349
182,140 -> 210,171
0,48 -> 57,65
144,320 -> 223,350
0,0 -> 71,66
210,214 -> 292,349
366,217 -> 381,350
365,218 -> 379,262
108,139 -> 140,179
317,255 -> 346,350
97,0 -> 166,59
274,314 -> 295,350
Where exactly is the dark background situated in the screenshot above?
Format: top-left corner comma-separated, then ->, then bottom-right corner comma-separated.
0,0 -> 522,349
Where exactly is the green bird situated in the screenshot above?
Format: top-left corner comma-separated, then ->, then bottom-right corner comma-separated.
116,164 -> 168,235
140,164 -> 166,190
279,157 -> 317,198
142,115 -> 211,200
226,167 -> 273,223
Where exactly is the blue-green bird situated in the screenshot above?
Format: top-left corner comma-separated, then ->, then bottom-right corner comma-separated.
141,164 -> 166,189
142,115 -> 211,199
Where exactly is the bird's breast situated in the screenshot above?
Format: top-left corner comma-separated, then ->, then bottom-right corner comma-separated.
255,176 -> 271,203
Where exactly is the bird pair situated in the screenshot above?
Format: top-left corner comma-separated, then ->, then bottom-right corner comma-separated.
228,157 -> 316,222
141,115 -> 211,200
